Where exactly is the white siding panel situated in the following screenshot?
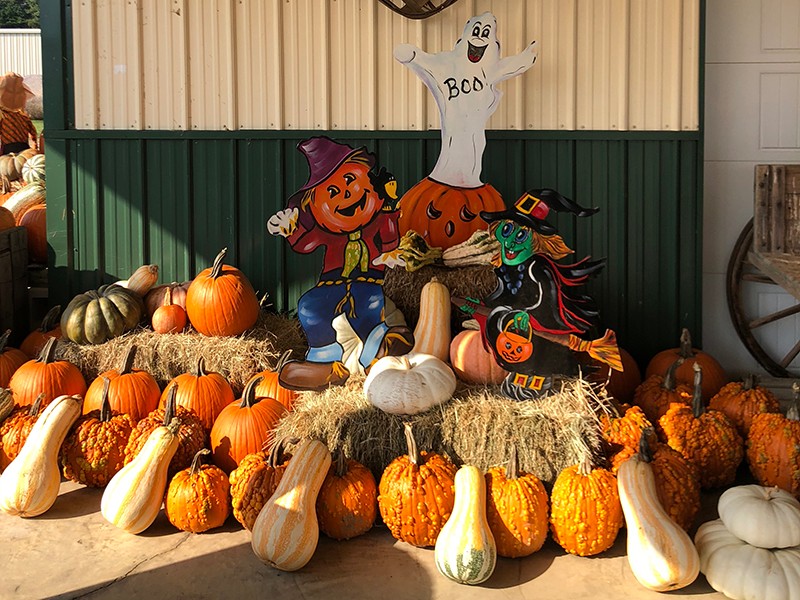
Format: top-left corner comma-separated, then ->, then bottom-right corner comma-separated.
0,29 -> 42,77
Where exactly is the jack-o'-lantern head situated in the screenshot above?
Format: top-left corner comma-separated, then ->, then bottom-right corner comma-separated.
496,320 -> 533,364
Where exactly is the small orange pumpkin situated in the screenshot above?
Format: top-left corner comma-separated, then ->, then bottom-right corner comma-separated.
633,358 -> 692,424
449,328 -> 508,385
250,351 -> 299,411
151,287 -> 187,334
0,392 -> 45,469
316,449 -> 378,540
709,374 -> 781,437
0,329 -> 27,388
164,448 -> 231,533
20,305 -> 62,359
8,338 -> 87,408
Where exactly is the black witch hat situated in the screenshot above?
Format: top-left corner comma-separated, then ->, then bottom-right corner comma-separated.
481,188 -> 599,235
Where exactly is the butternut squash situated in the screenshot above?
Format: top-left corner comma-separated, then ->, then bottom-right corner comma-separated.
618,433 -> 700,591
412,278 -> 451,361
434,465 -> 497,585
251,439 -> 332,571
0,394 -> 82,517
100,418 -> 181,534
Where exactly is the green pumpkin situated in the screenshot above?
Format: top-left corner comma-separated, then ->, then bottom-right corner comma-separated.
61,284 -> 144,344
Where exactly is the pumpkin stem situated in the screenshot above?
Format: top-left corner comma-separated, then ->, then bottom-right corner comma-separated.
505,445 -> 519,480
166,417 -> 182,435
0,329 -> 10,353
788,383 -> 800,422
29,392 -> 45,416
194,356 -> 208,377
275,349 -> 293,372
164,382 -> 178,425
267,436 -> 298,466
663,357 -> 683,391
241,375 -> 264,409
678,328 -> 695,359
403,422 -> 419,466
190,448 -> 211,475
37,337 -> 57,364
743,374 -> 756,391
577,455 -> 594,477
209,248 -> 228,279
118,346 -> 137,375
333,448 -> 349,478
99,376 -> 112,422
39,305 -> 61,332
638,427 -> 655,463
691,363 -> 704,418
163,286 -> 174,307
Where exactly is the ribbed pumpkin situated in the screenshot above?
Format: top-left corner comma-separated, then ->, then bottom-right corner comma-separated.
485,446 -> 549,558
746,383 -> 800,497
605,347 -> 642,404
251,438 -> 332,571
316,449 -> 377,541
378,422 -> 457,547
124,383 -> 207,477
20,305 -> 62,358
82,346 -> 160,422
434,464 -> 497,585
549,457 -> 624,556
709,374 -> 781,437
718,484 -> 800,549
8,338 -> 87,408
160,356 -> 234,433
151,287 -> 187,334
251,351 -> 299,412
18,203 -> 46,263
449,328 -> 508,385
144,281 -> 191,318
209,375 -> 287,473
185,248 -> 260,337
633,358 -> 692,423
658,364 -> 744,489
0,152 -> 28,182
412,277 -> 451,362
0,205 -> 14,231
61,377 -> 135,487
20,153 -> 45,184
0,393 -> 44,470
61,284 -> 144,345
0,329 -> 27,387
164,448 -> 231,533
229,437 -> 293,530
645,328 -> 727,401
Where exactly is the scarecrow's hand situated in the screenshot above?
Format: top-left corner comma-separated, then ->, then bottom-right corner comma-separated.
372,248 -> 406,269
512,311 -> 530,332
267,208 -> 298,238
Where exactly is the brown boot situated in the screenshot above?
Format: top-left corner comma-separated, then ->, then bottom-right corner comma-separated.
375,326 -> 415,360
278,360 -> 350,392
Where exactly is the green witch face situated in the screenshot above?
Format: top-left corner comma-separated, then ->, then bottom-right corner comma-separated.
494,220 -> 534,265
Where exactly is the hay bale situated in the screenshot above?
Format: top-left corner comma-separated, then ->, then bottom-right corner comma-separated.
273,376 -> 614,485
383,263 -> 497,327
55,312 -> 306,394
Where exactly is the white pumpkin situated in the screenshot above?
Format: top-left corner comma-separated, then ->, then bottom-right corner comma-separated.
695,518 -> 800,600
718,485 -> 800,549
364,353 -> 456,415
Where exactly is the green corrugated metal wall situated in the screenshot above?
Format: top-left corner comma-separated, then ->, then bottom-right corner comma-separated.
40,1 -> 703,366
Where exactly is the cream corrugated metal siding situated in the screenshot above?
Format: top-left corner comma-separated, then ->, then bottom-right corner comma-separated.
0,29 -> 42,76
71,0 -> 700,131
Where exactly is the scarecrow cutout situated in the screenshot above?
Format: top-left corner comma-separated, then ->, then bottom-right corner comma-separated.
0,72 -> 36,155
395,12 -> 538,249
268,137 -> 414,391
454,189 -> 623,400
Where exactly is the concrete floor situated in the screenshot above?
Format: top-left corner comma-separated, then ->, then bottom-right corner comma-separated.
1,480 -> 727,600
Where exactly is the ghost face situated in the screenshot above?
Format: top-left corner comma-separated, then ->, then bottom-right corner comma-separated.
457,12 -> 498,64
494,220 -> 534,266
309,162 -> 382,234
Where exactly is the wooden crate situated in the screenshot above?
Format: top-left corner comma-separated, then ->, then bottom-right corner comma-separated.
0,226 -> 29,345
755,164 -> 800,255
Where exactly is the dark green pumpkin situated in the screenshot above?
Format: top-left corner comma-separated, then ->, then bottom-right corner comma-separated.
61,284 -> 144,344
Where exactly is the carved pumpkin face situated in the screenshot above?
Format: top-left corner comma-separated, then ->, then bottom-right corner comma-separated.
496,328 -> 533,364
494,219 -> 534,266
309,162 -> 382,234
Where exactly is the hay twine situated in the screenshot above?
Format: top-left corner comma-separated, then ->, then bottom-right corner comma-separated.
274,375 -> 615,485
55,312 -> 306,394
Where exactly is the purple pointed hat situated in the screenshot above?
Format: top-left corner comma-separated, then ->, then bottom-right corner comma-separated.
295,136 -> 376,193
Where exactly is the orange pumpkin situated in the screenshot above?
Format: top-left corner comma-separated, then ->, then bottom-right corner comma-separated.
633,358 -> 693,424
185,247 -> 260,337
164,448 -> 231,533
0,393 -> 44,469
209,375 -> 287,473
151,287 -> 187,334
645,328 -> 727,401
397,177 -> 505,250
250,351 -> 299,411
160,356 -> 234,433
605,347 -> 642,404
316,449 -> 378,540
82,346 -> 160,422
8,338 -> 87,408
20,305 -> 62,358
0,329 -> 28,388
449,328 -> 508,385
144,281 -> 191,318
708,374 -> 781,437
18,203 -> 46,263
0,175 -> 14,205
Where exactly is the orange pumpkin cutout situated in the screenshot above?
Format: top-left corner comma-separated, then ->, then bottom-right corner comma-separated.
495,320 -> 533,364
398,178 -> 505,250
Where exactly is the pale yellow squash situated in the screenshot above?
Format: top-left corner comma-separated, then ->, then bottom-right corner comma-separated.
251,439 -> 332,571
0,394 -> 82,517
100,419 -> 181,534
618,436 -> 700,592
434,465 -> 497,585
115,264 -> 159,297
412,278 -> 451,362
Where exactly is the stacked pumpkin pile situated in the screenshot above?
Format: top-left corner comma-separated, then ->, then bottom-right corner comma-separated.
0,140 -> 47,264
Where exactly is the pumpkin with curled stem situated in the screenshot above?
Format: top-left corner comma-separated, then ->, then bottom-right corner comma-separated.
61,283 -> 144,345
164,448 -> 231,533
709,374 -> 781,437
364,353 -> 456,416
633,358 -> 692,424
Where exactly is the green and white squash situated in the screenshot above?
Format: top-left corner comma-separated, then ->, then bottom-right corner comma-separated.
434,464 -> 497,585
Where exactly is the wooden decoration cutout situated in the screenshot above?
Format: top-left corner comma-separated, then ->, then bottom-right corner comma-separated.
268,137 -> 414,391
376,0 -> 462,20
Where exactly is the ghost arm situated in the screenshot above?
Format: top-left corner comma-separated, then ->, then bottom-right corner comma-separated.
487,41 -> 538,85
394,44 -> 444,102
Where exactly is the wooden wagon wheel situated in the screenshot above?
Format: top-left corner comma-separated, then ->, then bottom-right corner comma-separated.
726,218 -> 800,377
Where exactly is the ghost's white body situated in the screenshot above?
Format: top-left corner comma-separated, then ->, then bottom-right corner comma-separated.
394,12 -> 537,188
